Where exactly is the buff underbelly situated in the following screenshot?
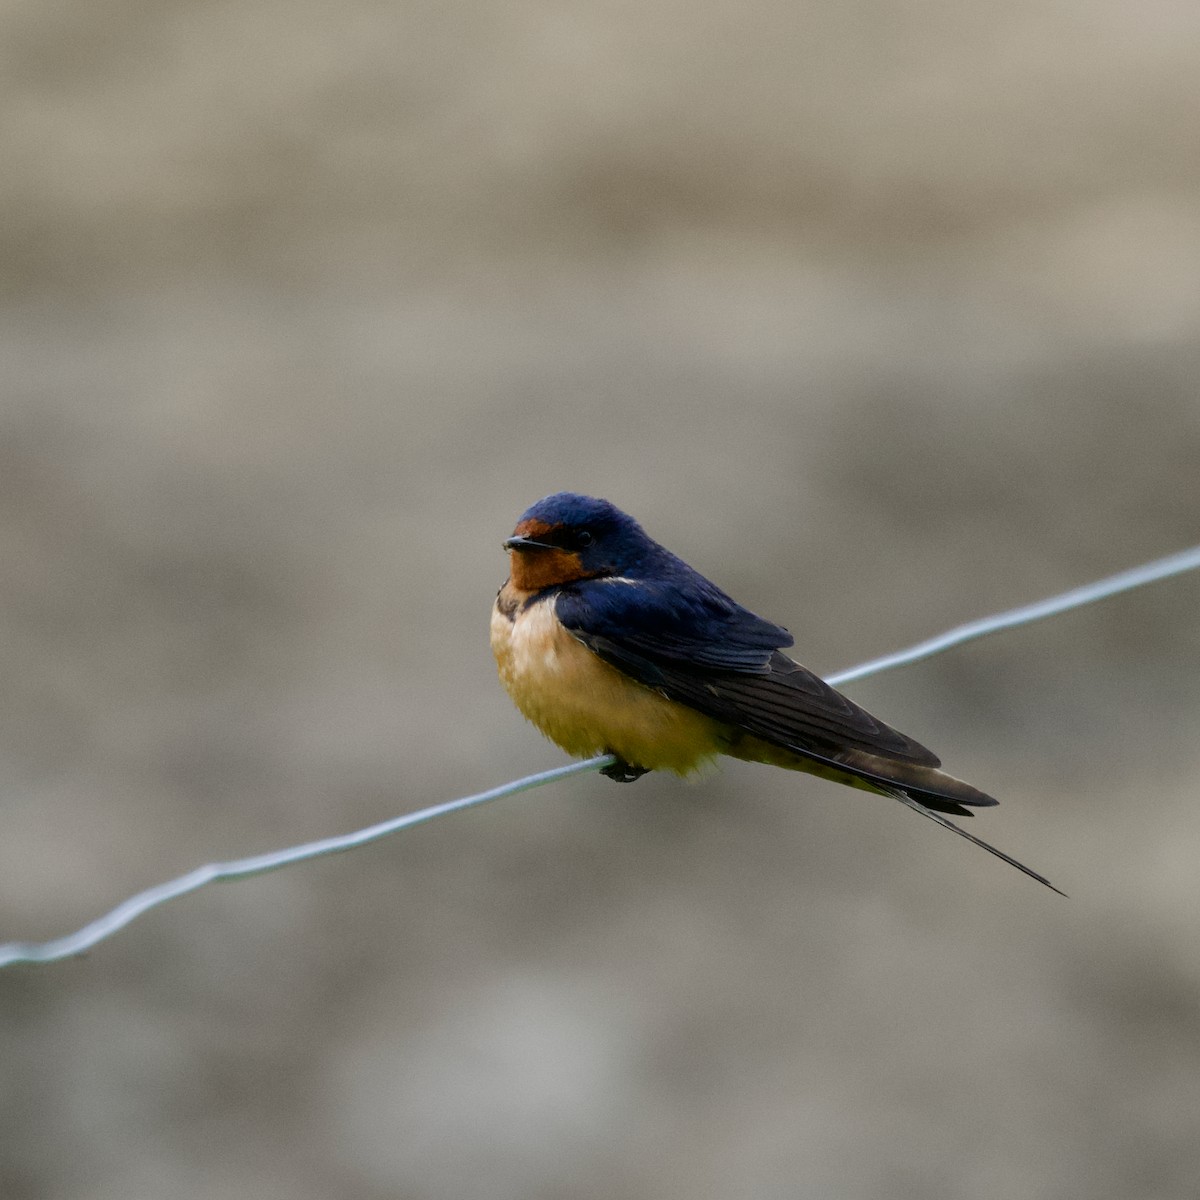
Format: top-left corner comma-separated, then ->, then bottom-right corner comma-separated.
490,597 -> 727,775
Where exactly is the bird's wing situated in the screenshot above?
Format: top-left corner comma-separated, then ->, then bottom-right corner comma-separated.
559,571 -> 794,671
556,581 -> 1064,894
555,581 -> 940,768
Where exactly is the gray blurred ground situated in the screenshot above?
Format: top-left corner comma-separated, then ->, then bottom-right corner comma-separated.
2,2 -> 1200,1197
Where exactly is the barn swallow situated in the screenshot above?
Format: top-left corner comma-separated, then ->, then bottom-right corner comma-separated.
491,492 -> 1061,894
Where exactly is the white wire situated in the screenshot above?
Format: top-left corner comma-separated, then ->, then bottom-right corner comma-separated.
2,542 -> 1198,968
829,543 -> 1200,685
0,758 -> 605,967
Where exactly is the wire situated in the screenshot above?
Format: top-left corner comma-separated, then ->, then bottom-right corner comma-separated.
2,542 -> 1198,967
0,758 -> 606,967
828,544 -> 1200,685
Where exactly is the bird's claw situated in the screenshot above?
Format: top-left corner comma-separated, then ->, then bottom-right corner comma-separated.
600,757 -> 650,783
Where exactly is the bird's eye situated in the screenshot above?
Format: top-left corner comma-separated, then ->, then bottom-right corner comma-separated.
576,530 -> 594,548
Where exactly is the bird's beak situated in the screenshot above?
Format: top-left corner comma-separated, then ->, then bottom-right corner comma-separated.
504,535 -> 557,552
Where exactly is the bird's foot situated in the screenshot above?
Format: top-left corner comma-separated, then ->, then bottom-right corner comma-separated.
600,757 -> 650,783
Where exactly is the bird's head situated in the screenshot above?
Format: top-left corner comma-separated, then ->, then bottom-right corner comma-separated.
503,492 -> 653,591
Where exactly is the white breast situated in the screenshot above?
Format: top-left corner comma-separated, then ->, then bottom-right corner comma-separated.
489,593 -> 724,774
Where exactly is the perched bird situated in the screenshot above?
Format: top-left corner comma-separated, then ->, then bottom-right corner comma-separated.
491,492 -> 1061,894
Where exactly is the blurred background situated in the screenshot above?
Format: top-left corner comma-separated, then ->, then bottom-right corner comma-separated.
2,1 -> 1199,1197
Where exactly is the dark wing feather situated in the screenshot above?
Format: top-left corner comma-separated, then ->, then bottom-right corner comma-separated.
566,609 -> 940,770
702,650 -> 941,766
557,572 -> 793,672
556,580 -> 1064,895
